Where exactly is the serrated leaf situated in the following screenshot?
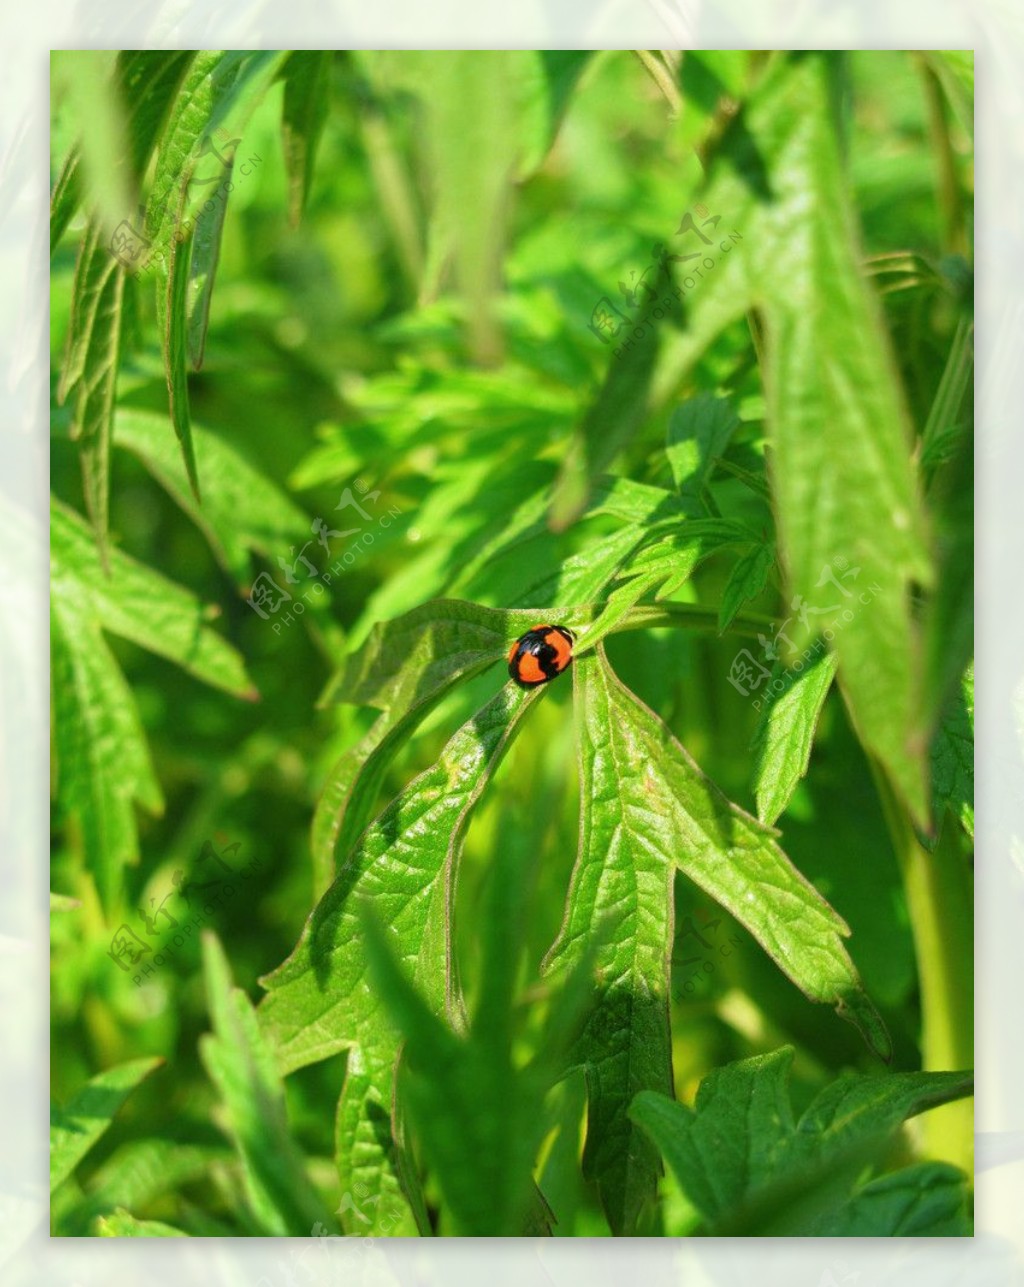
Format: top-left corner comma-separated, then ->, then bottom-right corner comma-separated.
186,149 -> 234,370
159,188 -> 200,498
114,408 -> 310,584
70,1140 -> 229,1235
313,599 -> 516,894
718,540 -> 774,633
281,51 -> 332,226
752,648 -> 839,824
550,333 -> 660,531
49,147 -> 81,257
146,51 -> 286,258
542,654 -> 675,1234
96,1209 -> 189,1236
360,906 -> 577,1235
630,1047 -> 972,1233
146,50 -> 288,494
667,53 -> 935,823
811,1161 -> 971,1235
57,226 -> 125,552
580,519 -> 755,653
51,499 -> 256,699
259,682 -> 542,1231
50,51 -> 196,258
930,660 -> 973,842
50,579 -> 163,909
543,648 -> 888,1232
665,392 -> 740,503
199,933 -> 331,1236
50,1057 -> 162,1192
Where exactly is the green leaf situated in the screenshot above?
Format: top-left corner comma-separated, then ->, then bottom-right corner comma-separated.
96,1209 -> 189,1236
812,1161 -> 971,1236
544,648 -> 887,1231
49,891 -> 82,912
259,682 -> 542,1231
925,51 -> 973,140
921,321 -> 973,724
49,147 -> 81,257
50,51 -> 196,257
665,392 -> 740,504
579,519 -> 755,653
50,1057 -> 163,1192
752,648 -> 840,824
630,1047 -> 972,1233
669,53 -> 935,823
542,654 -> 675,1234
514,52 -> 592,178
51,498 -> 257,699
147,51 -> 288,494
51,579 -> 163,908
52,53 -> 200,537
550,332 -> 660,531
159,192 -> 201,499
930,660 -> 973,842
147,51 -> 286,258
281,51 -> 333,226
312,599 -> 516,894
718,540 -> 774,633
114,408 -> 310,584
185,149 -> 234,371
199,932 -> 331,1236
359,906 -> 574,1235
57,226 -> 125,552
68,1139 -> 229,1235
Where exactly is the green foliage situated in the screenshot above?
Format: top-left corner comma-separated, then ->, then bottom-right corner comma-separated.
51,48 -> 973,1238
630,1047 -> 972,1234
51,1057 -> 163,1192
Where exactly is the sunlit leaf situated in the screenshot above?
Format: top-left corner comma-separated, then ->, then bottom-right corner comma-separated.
630,1047 -> 972,1233
752,649 -> 839,824
51,499 -> 256,699
50,1057 -> 163,1192
281,51 -> 333,226
96,1209 -> 189,1236
260,683 -> 541,1231
544,647 -> 888,1233
199,933 -> 331,1236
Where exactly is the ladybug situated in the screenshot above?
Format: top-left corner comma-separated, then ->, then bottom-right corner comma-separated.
507,624 -> 575,688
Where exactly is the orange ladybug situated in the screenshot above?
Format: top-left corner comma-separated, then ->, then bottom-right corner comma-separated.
507,624 -> 575,688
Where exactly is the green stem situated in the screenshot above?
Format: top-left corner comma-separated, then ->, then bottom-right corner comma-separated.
916,54 -> 968,259
611,601 -> 773,638
869,756 -> 973,1173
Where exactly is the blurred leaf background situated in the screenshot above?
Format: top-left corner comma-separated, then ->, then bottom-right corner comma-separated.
50,49 -> 973,1237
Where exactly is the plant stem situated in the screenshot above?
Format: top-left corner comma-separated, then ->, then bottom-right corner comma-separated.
612,601 -> 773,638
869,756 -> 973,1173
